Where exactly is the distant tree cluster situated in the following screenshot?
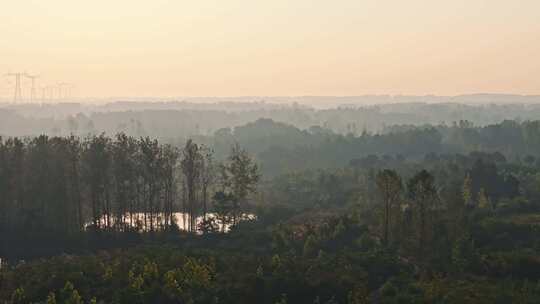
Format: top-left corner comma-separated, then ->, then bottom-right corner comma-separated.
210,118 -> 540,176
0,134 -> 259,248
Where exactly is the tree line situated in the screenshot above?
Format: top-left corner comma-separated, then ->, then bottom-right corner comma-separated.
0,134 -> 259,241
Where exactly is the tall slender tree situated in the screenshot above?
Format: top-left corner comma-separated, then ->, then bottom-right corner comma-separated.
407,170 -> 438,262
375,169 -> 402,246
181,139 -> 203,232
221,144 -> 260,225
82,134 -> 112,230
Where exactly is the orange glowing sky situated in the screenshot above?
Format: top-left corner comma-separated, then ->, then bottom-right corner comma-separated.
1,0 -> 540,98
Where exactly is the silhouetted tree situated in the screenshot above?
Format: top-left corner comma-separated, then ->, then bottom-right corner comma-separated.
376,169 -> 402,246
407,170 -> 438,262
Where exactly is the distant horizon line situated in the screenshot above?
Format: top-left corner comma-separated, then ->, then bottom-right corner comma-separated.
1,92 -> 540,101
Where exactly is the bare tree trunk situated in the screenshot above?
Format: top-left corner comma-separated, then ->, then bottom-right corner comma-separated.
182,181 -> 187,231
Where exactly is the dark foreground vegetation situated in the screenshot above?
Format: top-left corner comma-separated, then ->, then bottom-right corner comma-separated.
2,114 -> 540,303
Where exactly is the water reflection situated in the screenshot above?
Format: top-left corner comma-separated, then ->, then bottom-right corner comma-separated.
85,212 -> 255,233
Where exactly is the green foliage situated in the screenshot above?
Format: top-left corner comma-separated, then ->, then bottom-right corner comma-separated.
274,294 -> 288,304
347,285 -> 369,304
478,188 -> 491,210
163,258 -> 215,303
46,292 -> 57,304
256,264 -> 264,278
451,235 -> 475,274
271,254 -> 282,273
60,282 -> 83,304
303,235 -> 318,257
332,219 -> 346,239
10,287 -> 25,304
102,265 -> 113,281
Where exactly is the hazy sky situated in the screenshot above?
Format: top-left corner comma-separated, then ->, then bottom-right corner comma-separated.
1,0 -> 540,98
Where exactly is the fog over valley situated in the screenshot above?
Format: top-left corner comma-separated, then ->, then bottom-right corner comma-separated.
3,1 -> 540,303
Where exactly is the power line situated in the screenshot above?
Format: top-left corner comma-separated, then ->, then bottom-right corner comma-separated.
57,82 -> 75,100
5,71 -> 76,103
23,73 -> 39,102
5,72 -> 23,103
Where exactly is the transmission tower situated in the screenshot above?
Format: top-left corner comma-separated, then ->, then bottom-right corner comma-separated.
57,82 -> 75,100
24,73 -> 39,102
39,85 -> 51,102
40,86 -> 52,104
5,72 -> 23,103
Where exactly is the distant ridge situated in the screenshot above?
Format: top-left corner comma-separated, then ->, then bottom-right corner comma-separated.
1,94 -> 540,109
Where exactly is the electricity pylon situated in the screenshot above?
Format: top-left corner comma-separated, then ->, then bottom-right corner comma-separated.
40,85 -> 55,102
5,72 -> 23,103
40,86 -> 52,104
41,86 -> 46,102
24,73 -> 39,102
57,82 -> 75,100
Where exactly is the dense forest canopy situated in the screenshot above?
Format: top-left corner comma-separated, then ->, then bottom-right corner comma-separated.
2,98 -> 540,138
2,100 -> 540,303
